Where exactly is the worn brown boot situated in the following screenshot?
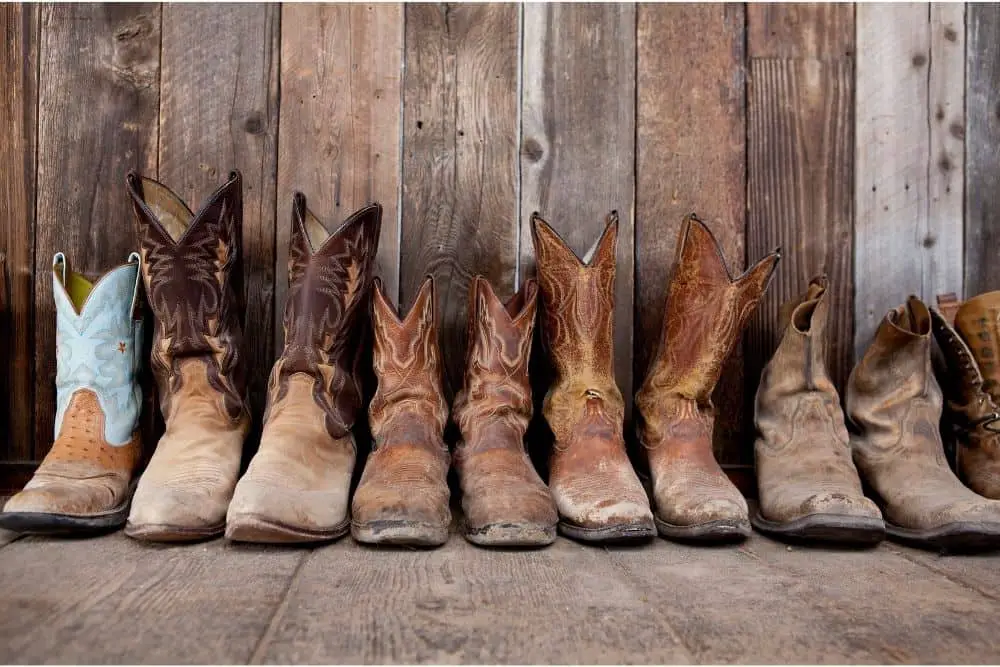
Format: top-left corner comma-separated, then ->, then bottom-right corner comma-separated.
351,276 -> 451,546
931,293 -> 1000,499
530,213 -> 655,543
752,276 -> 884,545
225,196 -> 381,543
453,276 -> 558,547
635,214 -> 779,542
124,171 -> 250,542
848,297 -> 1000,551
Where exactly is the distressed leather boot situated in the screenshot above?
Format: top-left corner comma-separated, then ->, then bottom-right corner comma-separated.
226,196 -> 381,543
931,292 -> 1000,499
530,213 -> 655,543
351,276 -> 451,546
848,297 -> 1000,551
0,253 -> 143,534
635,214 -> 779,542
753,275 -> 884,545
124,171 -> 250,542
453,276 -> 558,546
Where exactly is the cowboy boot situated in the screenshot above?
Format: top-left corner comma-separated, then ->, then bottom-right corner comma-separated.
930,293 -> 1000,499
0,252 -> 143,534
752,275 -> 884,545
124,171 -> 250,542
351,276 -> 451,546
225,196 -> 381,543
530,212 -> 655,543
453,276 -> 558,547
635,214 -> 779,542
847,297 -> 1000,551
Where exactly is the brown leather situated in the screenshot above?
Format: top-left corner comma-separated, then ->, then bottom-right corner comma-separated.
226,197 -> 382,542
351,276 -> 451,546
530,213 -> 654,542
124,171 -> 250,541
635,214 -> 779,540
452,276 -> 558,546
754,276 -> 882,528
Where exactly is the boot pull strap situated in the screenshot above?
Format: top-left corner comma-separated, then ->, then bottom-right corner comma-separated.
52,252 -> 67,287
126,251 -> 142,320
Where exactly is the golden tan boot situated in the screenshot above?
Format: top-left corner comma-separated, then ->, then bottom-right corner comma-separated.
753,276 -> 884,545
351,277 -> 451,546
124,171 -> 250,542
225,196 -> 381,543
453,276 -> 558,547
635,214 -> 779,542
0,253 -> 143,534
848,297 -> 1000,552
530,213 -> 655,543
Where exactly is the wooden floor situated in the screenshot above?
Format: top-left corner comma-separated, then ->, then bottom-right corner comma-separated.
2,520 -> 999,664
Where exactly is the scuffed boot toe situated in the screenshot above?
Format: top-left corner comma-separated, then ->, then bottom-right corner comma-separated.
226,477 -> 351,544
126,481 -> 230,542
351,486 -> 451,547
0,475 -> 130,534
655,496 -> 751,543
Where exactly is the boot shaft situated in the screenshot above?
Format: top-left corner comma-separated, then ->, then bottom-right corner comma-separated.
953,291 -> 1000,402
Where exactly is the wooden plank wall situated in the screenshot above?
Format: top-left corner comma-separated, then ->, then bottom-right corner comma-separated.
0,3 -> 995,480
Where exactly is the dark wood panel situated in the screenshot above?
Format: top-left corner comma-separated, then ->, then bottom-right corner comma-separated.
400,3 -> 520,395
748,4 -> 855,59
34,4 -> 160,458
635,4 -> 747,462
0,4 -> 38,462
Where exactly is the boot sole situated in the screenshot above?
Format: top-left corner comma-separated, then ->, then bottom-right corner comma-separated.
464,521 -> 557,547
751,510 -> 885,547
655,516 -> 751,543
225,513 -> 350,545
0,505 -> 128,536
886,521 -> 1000,553
558,519 -> 657,544
351,519 -> 450,547
124,521 -> 225,543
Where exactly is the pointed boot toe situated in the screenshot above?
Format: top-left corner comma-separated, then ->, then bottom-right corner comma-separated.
1,470 -> 133,534
654,488 -> 751,543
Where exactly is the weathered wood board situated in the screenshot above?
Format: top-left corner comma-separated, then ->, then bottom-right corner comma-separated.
747,4 -> 854,59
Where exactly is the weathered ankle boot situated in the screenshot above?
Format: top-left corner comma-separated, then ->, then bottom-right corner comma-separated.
635,214 -> 779,542
848,297 -> 1000,551
351,276 -> 451,546
124,171 -> 250,542
1,253 -> 143,534
753,276 -> 884,545
931,292 -> 1000,499
453,276 -> 558,546
226,196 -> 381,543
530,213 -> 655,543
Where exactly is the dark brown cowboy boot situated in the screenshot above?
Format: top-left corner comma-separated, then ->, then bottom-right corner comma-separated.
635,214 -> 779,542
124,171 -> 250,542
351,276 -> 451,546
225,196 -> 381,543
453,276 -> 558,547
530,213 -> 655,543
931,292 -> 1000,499
848,296 -> 1000,552
753,276 -> 884,545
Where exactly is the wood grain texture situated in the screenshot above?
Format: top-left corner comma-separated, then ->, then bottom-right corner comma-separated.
34,4 -> 160,458
747,4 -> 854,58
400,3 -> 520,395
159,3 -> 280,439
967,5 -> 1000,295
635,4 -> 747,463
0,4 -> 37,462
277,3 -> 403,351
521,3 -> 636,416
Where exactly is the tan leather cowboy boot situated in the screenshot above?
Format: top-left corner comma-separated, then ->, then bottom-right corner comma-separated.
351,276 -> 451,546
225,196 -> 381,543
931,292 -> 1000,499
124,171 -> 250,542
753,275 -> 884,544
635,214 -> 779,542
848,297 -> 1000,551
530,213 -> 655,543
453,276 -> 558,546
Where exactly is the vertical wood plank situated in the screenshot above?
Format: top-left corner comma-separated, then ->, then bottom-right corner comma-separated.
748,4 -> 854,59
521,3 -> 636,415
635,4 -> 747,462
34,4 -> 160,458
277,3 -> 403,352
400,3 -> 520,394
967,5 -> 1000,295
0,4 -> 38,461
159,3 -> 279,438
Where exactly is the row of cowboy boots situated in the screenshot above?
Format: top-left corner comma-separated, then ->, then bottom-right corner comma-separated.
754,278 -> 1000,551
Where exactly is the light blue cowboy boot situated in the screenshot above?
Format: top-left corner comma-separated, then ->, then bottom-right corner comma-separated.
0,252 -> 144,534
